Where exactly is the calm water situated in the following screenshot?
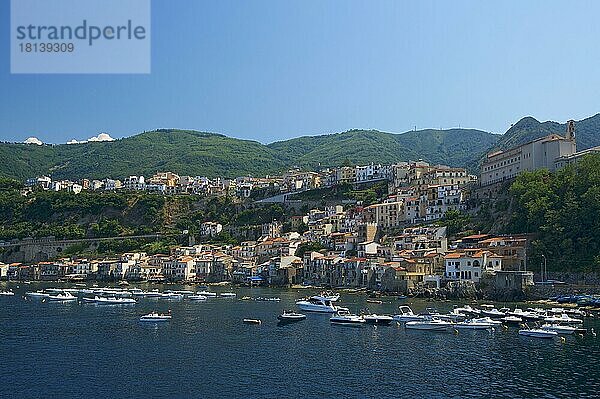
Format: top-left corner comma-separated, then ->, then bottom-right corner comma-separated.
1,283 -> 599,399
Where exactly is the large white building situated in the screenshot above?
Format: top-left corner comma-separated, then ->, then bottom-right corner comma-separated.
480,120 -> 577,186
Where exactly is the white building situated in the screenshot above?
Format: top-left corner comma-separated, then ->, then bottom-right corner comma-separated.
444,250 -> 502,283
123,176 -> 146,191
200,222 -> 223,237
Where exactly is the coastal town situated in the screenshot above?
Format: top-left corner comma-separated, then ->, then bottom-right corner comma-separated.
3,121 -> 597,301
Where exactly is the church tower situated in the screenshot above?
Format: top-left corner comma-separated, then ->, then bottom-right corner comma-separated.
566,119 -> 576,141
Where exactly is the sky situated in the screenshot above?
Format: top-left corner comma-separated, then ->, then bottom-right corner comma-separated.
1,0 -> 600,144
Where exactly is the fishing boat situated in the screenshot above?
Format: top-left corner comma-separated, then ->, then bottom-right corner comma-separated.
277,311 -> 306,323
188,295 -> 207,301
405,318 -> 453,331
519,328 -> 558,338
361,314 -> 394,325
220,292 -> 237,298
46,292 -> 77,302
0,290 -> 15,296
393,305 -> 426,322
330,310 -> 365,326
296,294 -> 339,313
139,312 -> 172,322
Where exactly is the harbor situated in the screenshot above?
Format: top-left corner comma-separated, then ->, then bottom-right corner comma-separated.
1,282 -> 600,398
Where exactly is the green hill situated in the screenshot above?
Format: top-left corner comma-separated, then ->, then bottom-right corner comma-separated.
268,128 -> 500,169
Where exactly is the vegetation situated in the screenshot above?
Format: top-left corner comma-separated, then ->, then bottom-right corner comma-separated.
505,154 -> 600,271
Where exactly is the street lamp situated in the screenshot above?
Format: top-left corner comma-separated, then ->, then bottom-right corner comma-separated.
541,254 -> 547,283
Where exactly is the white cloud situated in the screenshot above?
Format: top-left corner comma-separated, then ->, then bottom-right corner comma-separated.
88,133 -> 115,142
24,137 -> 43,145
67,139 -> 82,145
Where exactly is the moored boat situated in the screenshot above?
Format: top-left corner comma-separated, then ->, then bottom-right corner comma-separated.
197,291 -> 217,297
541,324 -> 579,335
405,318 -> 453,331
188,295 -> 207,301
46,292 -> 77,302
393,305 -> 426,323
220,292 -> 237,298
455,319 -> 495,330
243,318 -> 262,324
501,315 -> 523,325
362,314 -> 394,325
25,291 -> 50,298
519,328 -> 558,339
296,294 -> 339,313
330,310 -> 365,326
278,311 -> 306,323
140,312 -> 172,322
0,290 -> 15,296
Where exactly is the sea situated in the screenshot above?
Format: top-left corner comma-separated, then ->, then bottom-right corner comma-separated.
1,283 -> 599,399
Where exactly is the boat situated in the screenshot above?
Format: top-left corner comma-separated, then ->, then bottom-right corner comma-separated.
188,295 -> 207,301
145,290 -> 163,298
361,314 -> 394,325
243,318 -> 262,324
163,293 -> 183,300
453,305 -> 481,317
481,308 -> 506,318
455,319 -> 495,330
405,318 -> 453,331
220,292 -> 237,298
501,315 -> 523,325
46,292 -> 77,302
544,314 -> 583,325
139,312 -> 172,322
393,305 -> 426,322
519,328 -> 558,338
83,296 -> 136,304
197,291 -> 217,297
277,311 -> 306,323
25,291 -> 50,298
541,324 -> 579,335
470,317 -> 502,327
296,294 -> 339,313
130,289 -> 147,297
330,310 -> 365,326
0,290 -> 15,296
510,308 -> 543,321
366,299 -> 383,304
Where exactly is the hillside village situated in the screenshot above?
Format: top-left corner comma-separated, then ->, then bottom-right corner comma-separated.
2,120 -> 599,298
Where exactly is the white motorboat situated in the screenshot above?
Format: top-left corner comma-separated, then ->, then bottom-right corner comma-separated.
453,305 -> 481,317
296,294 -> 339,313
0,290 -> 15,296
83,296 -> 136,304
25,291 -> 50,298
139,312 -> 172,322
519,328 -> 558,338
220,292 -> 237,298
470,317 -> 502,327
393,305 -> 426,322
130,289 -> 146,297
541,324 -> 578,335
46,292 -> 77,302
243,318 -> 262,325
405,318 -> 453,331
544,314 -> 583,325
46,288 -> 64,294
330,310 -> 365,326
362,314 -> 394,325
481,308 -> 506,318
188,295 -> 207,301
455,319 -> 495,330
163,293 -> 183,300
278,311 -> 306,323
501,316 -> 523,325
145,290 -> 162,298
197,291 -> 217,298
511,308 -> 543,321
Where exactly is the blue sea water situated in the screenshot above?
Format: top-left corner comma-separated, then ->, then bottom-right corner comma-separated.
1,283 -> 599,399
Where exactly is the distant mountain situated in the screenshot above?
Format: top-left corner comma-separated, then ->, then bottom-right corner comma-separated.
1,114 -> 597,181
493,113 -> 600,151
268,128 -> 499,169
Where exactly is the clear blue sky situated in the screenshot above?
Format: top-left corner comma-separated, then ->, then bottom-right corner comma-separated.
1,0 -> 600,144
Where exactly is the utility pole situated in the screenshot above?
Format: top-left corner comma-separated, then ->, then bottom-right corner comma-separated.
541,254 -> 547,282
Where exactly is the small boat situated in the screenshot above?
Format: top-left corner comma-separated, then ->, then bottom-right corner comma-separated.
188,295 -> 207,301
220,292 -> 237,298
277,311 -> 306,323
405,318 -> 453,331
544,314 -> 583,325
397,295 -> 408,300
501,316 -> 523,325
25,291 -> 50,298
330,310 -> 365,326
140,312 -> 172,322
85,296 -> 136,304
296,294 -> 339,313
481,308 -> 506,318
453,305 -> 481,317
470,317 -> 502,327
366,299 -> 383,304
393,305 -> 426,323
243,318 -> 262,325
455,319 -> 495,330
145,290 -> 162,298
362,314 -> 394,325
0,290 -> 15,296
163,293 -> 183,300
519,328 -> 558,338
47,292 -> 78,302
511,308 -> 543,321
541,324 -> 579,335
197,291 -> 217,298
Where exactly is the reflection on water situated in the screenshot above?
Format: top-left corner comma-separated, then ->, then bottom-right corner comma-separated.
1,283 -> 599,399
